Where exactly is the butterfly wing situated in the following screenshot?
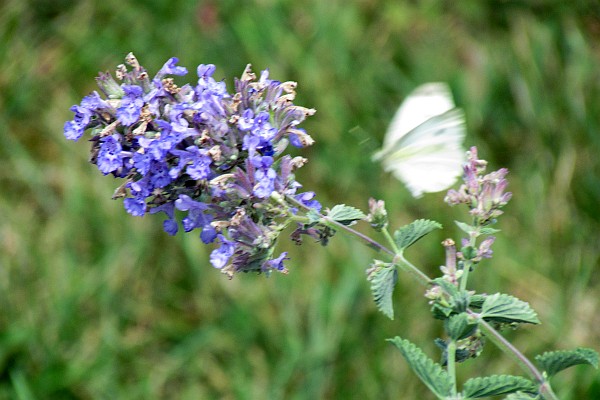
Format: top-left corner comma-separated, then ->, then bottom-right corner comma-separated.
375,107 -> 466,198
373,82 -> 466,197
383,109 -> 466,197
381,82 -> 456,149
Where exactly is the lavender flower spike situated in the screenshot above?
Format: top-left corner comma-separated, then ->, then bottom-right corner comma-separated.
64,54 -> 319,277
445,146 -> 512,225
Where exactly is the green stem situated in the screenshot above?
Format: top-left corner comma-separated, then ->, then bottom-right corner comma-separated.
288,215 -> 310,224
285,195 -> 394,256
459,227 -> 479,292
459,260 -> 472,292
475,316 -> 559,400
381,228 -> 433,284
447,339 -> 458,396
382,227 -> 400,254
394,253 -> 432,287
324,215 -> 395,255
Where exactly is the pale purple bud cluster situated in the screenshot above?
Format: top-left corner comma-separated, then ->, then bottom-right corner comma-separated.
439,239 -> 462,286
457,236 -> 496,263
366,198 -> 388,231
445,146 -> 512,225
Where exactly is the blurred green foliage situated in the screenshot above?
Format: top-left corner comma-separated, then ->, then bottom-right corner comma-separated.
1,0 -> 599,398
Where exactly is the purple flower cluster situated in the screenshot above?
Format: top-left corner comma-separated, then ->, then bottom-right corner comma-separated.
65,53 -> 321,277
444,146 -> 512,224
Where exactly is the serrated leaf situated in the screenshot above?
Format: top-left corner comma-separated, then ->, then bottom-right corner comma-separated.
327,204 -> 366,225
469,294 -> 486,309
463,375 -> 537,398
535,347 -> 599,377
394,219 -> 442,250
368,265 -> 397,319
451,291 -> 471,313
387,337 -> 453,398
446,313 -> 478,341
481,293 -> 540,325
503,392 -> 538,400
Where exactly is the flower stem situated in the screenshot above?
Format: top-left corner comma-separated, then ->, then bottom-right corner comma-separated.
380,228 -> 431,285
475,316 -> 559,400
382,227 -> 400,254
284,195 -> 394,256
459,227 -> 478,292
459,260 -> 472,292
447,339 -> 458,396
394,253 -> 432,287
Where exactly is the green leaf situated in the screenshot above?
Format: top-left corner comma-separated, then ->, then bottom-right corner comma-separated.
367,264 -> 397,319
455,221 -> 500,236
431,303 -> 454,320
327,204 -> 366,225
394,219 -> 442,250
469,294 -> 486,309
479,227 -> 501,235
503,393 -> 538,400
455,220 -> 475,235
535,347 -> 599,377
446,313 -> 478,341
480,293 -> 540,325
461,245 -> 477,260
431,277 -> 460,298
429,278 -> 462,319
429,279 -> 476,320
387,337 -> 453,398
462,375 -> 537,398
306,209 -> 321,224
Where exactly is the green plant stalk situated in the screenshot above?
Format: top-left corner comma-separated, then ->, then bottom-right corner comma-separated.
324,215 -> 395,256
459,259 -> 472,292
459,224 -> 479,292
382,227 -> 431,286
447,339 -> 458,396
394,253 -> 433,288
475,316 -> 559,400
284,195 -> 395,256
382,227 -> 400,254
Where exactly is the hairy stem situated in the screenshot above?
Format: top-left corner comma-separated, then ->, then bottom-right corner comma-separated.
447,339 -> 458,396
394,253 -> 432,288
475,316 -> 558,400
458,259 -> 472,292
459,225 -> 478,291
285,195 -> 395,256
382,228 -> 431,286
382,227 -> 400,254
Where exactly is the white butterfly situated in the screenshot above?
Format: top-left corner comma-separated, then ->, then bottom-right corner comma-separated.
372,82 -> 466,198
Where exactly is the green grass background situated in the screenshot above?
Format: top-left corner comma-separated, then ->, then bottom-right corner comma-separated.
1,0 -> 599,398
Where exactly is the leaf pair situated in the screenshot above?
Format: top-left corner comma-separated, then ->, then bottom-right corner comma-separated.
369,219 -> 442,319
388,337 -> 538,399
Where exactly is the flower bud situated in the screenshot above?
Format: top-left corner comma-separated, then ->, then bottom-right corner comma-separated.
366,198 -> 388,231
96,72 -> 125,99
